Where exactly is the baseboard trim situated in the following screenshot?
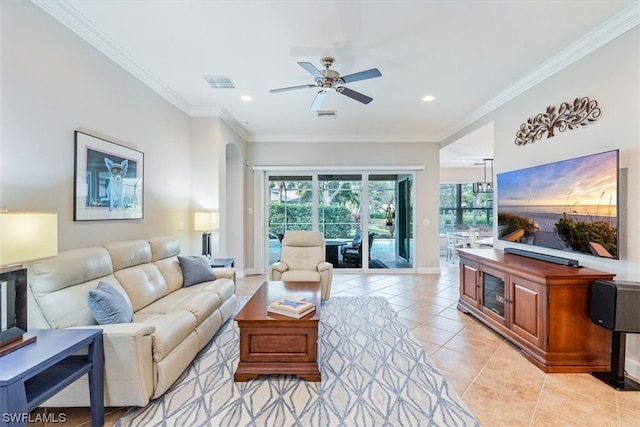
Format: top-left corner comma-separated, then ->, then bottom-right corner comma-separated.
626,357 -> 640,383
417,267 -> 441,275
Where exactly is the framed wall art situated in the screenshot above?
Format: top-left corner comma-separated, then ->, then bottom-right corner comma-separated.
74,131 -> 144,221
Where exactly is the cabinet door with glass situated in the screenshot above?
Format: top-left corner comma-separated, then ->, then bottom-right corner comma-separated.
480,265 -> 508,327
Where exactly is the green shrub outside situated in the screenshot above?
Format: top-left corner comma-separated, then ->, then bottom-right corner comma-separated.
268,202 -> 353,238
555,217 -> 617,258
497,212 -> 538,238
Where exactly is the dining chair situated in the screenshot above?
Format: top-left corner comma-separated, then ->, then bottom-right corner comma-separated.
446,232 -> 464,263
467,228 -> 480,249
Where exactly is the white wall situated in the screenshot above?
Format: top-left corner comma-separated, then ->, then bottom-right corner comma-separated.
1,1 -> 192,251
440,167 -> 486,183
246,140 -> 441,274
444,27 -> 640,379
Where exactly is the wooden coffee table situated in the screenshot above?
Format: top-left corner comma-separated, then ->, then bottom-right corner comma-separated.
234,281 -> 321,382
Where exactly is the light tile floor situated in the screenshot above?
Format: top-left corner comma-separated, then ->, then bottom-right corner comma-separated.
37,264 -> 640,426
238,267 -> 640,427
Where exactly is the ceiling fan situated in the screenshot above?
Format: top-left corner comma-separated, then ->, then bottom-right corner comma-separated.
270,57 -> 382,110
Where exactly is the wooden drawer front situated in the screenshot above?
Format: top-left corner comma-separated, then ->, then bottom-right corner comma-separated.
241,327 -> 317,363
510,279 -> 544,348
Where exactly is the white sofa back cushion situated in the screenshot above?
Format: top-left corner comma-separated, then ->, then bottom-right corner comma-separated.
149,236 -> 181,262
114,264 -> 171,312
103,240 -> 152,272
29,246 -> 130,328
149,236 -> 183,293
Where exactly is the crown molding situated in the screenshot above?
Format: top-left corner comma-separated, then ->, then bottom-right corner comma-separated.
33,0 -> 193,114
438,1 -> 640,141
245,134 -> 437,144
188,106 -> 251,141
34,0 -> 639,145
219,107 -> 250,141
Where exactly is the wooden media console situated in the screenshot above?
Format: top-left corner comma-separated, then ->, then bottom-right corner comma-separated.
457,248 -> 615,373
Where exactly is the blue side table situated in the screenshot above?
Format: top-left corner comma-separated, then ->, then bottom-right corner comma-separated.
210,258 -> 234,268
0,329 -> 103,427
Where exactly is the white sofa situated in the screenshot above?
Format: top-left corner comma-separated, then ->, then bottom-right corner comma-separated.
27,236 -> 237,407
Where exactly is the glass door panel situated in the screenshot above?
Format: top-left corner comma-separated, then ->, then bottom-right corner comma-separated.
367,175 -> 412,269
318,175 -> 362,268
483,272 -> 506,318
267,175 -> 312,265
397,175 -> 413,262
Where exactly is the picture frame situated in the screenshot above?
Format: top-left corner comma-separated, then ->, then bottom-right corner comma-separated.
74,131 -> 144,221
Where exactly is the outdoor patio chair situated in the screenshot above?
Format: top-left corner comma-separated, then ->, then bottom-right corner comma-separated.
343,232 -> 375,267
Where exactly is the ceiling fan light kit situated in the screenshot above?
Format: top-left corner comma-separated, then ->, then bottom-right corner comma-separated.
270,57 -> 381,110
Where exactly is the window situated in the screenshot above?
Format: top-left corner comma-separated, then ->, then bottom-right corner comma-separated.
439,183 -> 493,233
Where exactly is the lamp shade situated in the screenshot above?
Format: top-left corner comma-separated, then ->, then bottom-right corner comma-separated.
194,211 -> 219,232
0,212 -> 58,266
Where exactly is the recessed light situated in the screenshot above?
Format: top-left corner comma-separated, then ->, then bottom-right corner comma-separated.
422,95 -> 435,102
241,95 -> 253,102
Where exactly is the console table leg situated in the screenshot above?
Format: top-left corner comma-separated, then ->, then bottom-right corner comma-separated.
87,335 -> 104,427
1,383 -> 27,426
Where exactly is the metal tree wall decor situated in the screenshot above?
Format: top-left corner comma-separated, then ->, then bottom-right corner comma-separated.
514,97 -> 601,146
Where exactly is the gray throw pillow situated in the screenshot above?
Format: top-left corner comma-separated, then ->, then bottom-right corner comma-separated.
87,281 -> 133,325
178,255 -> 214,287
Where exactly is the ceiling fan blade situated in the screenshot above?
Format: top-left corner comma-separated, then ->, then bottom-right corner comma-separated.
270,84 -> 316,93
310,90 -> 327,110
298,62 -> 324,79
341,68 -> 382,84
336,86 -> 373,104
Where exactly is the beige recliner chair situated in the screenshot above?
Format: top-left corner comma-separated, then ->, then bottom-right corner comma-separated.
269,231 -> 333,300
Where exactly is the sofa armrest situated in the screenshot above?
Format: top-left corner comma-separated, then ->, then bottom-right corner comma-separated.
317,262 -> 333,273
73,323 -> 156,407
270,261 -> 289,273
212,267 -> 235,280
269,261 -> 289,280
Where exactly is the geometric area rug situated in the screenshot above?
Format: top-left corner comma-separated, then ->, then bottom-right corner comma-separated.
116,296 -> 479,426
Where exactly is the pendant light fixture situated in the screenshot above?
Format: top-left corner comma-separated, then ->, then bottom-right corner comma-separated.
473,158 -> 494,194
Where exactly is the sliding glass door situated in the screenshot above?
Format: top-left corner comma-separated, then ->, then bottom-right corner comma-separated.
267,176 -> 312,264
265,171 -> 414,271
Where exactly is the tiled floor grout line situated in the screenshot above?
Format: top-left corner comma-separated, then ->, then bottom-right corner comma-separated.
528,373 -> 549,427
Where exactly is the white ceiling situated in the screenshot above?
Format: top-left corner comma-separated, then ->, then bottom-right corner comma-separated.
36,1 -> 637,166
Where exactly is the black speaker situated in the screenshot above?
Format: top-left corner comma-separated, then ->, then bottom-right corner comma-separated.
590,280 -> 640,333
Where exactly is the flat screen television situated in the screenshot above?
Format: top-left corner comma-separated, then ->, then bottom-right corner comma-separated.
496,149 -> 619,259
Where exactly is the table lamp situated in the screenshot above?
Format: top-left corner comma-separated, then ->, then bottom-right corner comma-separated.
194,211 -> 219,259
0,211 -> 58,356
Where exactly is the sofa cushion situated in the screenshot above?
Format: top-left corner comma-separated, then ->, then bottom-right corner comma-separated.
153,256 -> 184,293
28,246 -> 117,328
87,282 -> 134,325
197,278 -> 236,303
114,264 -> 171,312
103,240 -> 152,272
134,311 -> 198,362
148,237 -> 180,262
280,270 -> 321,282
29,246 -> 113,294
178,256 -> 214,287
137,289 -> 220,325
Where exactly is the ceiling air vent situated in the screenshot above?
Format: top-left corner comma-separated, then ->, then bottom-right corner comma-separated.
203,75 -> 235,89
317,110 -> 336,119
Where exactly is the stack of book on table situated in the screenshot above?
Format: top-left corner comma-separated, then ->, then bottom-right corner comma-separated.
267,298 -> 316,319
